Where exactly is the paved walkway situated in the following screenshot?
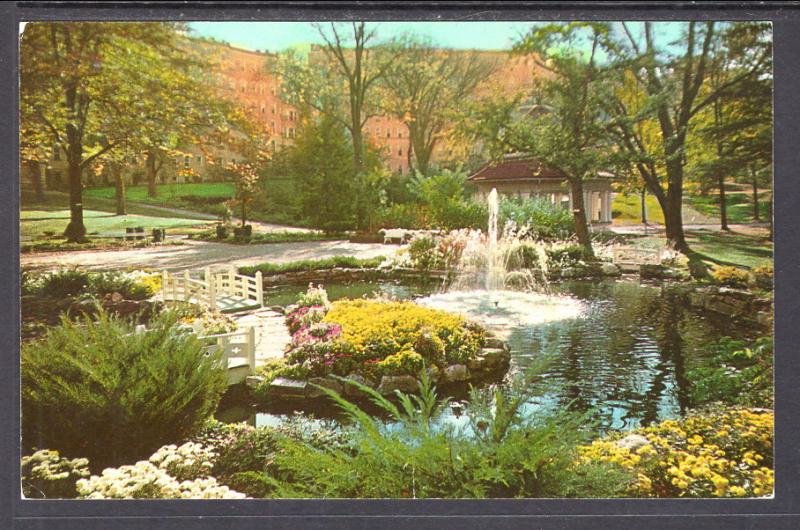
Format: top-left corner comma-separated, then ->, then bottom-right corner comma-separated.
21,239 -> 393,272
231,307 -> 291,365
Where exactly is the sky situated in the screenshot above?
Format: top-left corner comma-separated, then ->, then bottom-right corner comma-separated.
188,21 -> 689,54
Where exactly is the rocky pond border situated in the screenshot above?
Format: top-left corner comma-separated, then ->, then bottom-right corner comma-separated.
247,333 -> 512,402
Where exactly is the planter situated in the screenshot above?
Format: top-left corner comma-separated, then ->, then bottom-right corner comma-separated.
216,224 -> 228,240
233,225 -> 252,239
151,228 -> 165,242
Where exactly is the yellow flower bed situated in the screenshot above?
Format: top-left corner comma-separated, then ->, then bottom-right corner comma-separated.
578,409 -> 773,498
322,299 -> 485,371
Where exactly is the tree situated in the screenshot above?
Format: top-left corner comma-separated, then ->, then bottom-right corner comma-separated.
281,114 -> 359,230
19,22 -> 249,241
227,161 -> 260,228
491,23 -> 618,255
380,38 -> 498,176
276,22 -> 395,228
689,22 -> 772,231
606,21 -> 771,252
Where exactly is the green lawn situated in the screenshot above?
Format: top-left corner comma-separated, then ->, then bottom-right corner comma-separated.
612,193 -> 665,225
688,192 -> 770,225
21,209 -> 212,239
633,228 -> 773,269
21,190 -> 212,221
84,182 -> 234,204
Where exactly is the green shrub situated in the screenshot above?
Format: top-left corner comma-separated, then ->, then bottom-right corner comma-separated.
546,242 -> 591,267
238,256 -> 385,277
751,264 -> 773,290
408,236 -> 439,270
710,266 -> 750,288
265,369 -> 632,498
499,196 -> 575,240
35,269 -> 91,298
687,337 -> 773,408
376,203 -> 432,229
21,308 -> 228,470
88,271 -> 154,300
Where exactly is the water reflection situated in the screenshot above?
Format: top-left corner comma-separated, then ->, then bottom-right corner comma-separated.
220,279 -> 758,432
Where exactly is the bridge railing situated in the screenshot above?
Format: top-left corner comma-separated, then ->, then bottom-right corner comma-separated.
612,246 -> 662,268
199,326 -> 256,383
160,267 -> 263,311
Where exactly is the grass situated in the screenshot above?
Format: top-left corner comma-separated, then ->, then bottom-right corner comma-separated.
239,256 -> 386,276
688,193 -> 770,226
633,228 -> 772,269
613,192 -> 725,226
612,193 -> 665,225
21,190 -> 212,221
21,209 -> 212,240
84,182 -> 234,204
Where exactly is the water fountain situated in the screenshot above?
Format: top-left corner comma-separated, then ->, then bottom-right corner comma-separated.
417,188 -> 584,334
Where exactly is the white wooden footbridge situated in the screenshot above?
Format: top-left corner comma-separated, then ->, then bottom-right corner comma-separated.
160,266 -> 266,385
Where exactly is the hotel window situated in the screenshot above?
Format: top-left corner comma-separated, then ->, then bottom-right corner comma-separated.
288,128 -> 295,139
184,155 -> 190,169
398,147 -> 403,156
376,127 -> 381,135
271,87 -> 276,96
272,105 -> 276,115
271,120 -> 275,130
261,105 -> 266,113
52,147 -> 60,161
398,130 -> 403,138
196,156 -> 202,164
387,130 -> 391,138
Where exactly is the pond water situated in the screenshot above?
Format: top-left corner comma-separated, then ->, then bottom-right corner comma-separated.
216,278 -> 759,432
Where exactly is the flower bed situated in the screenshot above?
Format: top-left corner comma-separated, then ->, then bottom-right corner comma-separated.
578,408 -> 773,497
254,285 -> 509,400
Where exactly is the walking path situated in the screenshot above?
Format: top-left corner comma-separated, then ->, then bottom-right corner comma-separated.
231,307 -> 291,365
21,239 -> 393,271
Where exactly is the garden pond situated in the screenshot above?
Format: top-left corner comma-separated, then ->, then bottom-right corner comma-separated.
216,278 -> 761,432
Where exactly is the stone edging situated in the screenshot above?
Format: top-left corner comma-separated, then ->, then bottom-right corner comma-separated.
246,336 -> 512,401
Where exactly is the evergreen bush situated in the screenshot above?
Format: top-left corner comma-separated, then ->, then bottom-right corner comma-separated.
21,308 -> 228,469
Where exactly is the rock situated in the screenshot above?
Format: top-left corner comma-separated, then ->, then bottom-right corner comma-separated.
377,375 -> 419,395
245,375 -> 265,389
268,377 -> 307,398
68,297 -> 98,317
442,364 -> 469,383
484,337 -> 509,351
600,263 -> 621,276
110,292 -> 124,303
616,434 -> 651,452
306,376 -> 345,398
426,365 -> 441,383
639,264 -> 666,279
560,267 -> 580,278
467,348 -> 511,373
343,374 -> 375,397
688,260 -> 710,280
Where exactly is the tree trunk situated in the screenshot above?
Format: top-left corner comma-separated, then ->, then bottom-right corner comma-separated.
663,151 -> 690,253
768,196 -> 773,241
570,178 -> 594,258
751,168 -> 760,222
63,83 -> 87,242
146,151 -> 158,198
641,187 -> 648,225
28,160 -> 45,202
114,163 -> 126,215
63,159 -> 87,242
718,173 -> 729,231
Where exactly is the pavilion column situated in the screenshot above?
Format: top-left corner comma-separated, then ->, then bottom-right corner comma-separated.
604,191 -> 612,222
